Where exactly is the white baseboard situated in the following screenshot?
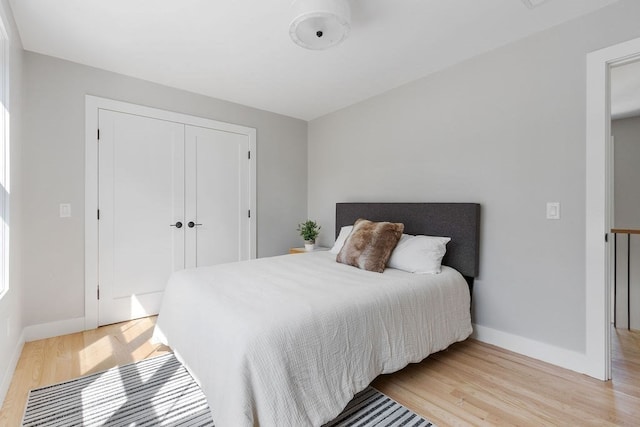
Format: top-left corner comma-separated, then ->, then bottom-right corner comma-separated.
23,317 -> 86,342
0,329 -> 25,409
472,323 -> 589,375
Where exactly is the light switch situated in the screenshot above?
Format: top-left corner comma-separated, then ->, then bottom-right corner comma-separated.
60,203 -> 71,218
546,202 -> 560,220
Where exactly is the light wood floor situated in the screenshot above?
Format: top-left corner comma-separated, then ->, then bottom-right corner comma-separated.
0,317 -> 171,426
374,328 -> 640,426
1,319 -> 638,426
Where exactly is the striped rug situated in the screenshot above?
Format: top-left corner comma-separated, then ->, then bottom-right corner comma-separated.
324,387 -> 433,427
22,354 -> 433,427
22,354 -> 213,426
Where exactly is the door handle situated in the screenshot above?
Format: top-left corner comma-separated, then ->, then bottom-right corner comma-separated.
170,221 -> 183,228
188,221 -> 202,228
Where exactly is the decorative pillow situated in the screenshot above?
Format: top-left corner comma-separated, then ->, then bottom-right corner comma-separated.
387,234 -> 451,274
330,225 -> 354,254
336,219 -> 404,273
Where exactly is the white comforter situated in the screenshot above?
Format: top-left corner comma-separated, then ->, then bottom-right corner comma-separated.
154,251 -> 472,427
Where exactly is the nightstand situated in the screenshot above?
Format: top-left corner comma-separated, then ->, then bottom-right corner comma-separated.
289,247 -> 330,254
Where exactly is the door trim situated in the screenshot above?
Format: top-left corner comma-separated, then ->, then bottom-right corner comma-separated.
585,36 -> 640,380
84,96 -> 257,330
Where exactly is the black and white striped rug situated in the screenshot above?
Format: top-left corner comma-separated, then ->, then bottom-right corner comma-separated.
323,386 -> 433,427
22,354 -> 433,426
22,354 -> 212,427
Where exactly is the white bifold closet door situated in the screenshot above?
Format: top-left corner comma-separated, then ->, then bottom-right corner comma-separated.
98,110 -> 250,326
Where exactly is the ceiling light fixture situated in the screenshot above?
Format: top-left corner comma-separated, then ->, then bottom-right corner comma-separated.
289,0 -> 351,50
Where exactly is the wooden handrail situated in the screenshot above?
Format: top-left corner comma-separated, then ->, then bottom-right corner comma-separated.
611,228 -> 640,235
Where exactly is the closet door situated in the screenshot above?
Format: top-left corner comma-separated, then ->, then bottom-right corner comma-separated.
184,126 -> 251,268
98,110 -> 185,326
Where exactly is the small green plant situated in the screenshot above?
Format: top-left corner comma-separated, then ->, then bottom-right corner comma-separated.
297,220 -> 321,242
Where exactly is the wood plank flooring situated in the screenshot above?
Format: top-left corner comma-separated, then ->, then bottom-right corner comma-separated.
0,317 -> 170,426
1,318 -> 638,426
374,332 -> 640,426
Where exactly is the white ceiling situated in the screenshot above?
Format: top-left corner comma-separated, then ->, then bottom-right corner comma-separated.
9,0 -> 620,121
611,59 -> 640,120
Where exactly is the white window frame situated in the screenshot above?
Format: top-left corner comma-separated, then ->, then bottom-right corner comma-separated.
0,14 -> 9,300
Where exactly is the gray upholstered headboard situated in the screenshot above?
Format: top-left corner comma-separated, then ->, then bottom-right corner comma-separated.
335,203 -> 481,280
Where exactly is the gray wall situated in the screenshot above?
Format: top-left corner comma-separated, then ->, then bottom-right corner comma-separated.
614,116 -> 640,229
308,0 -> 640,352
21,52 -> 308,326
613,116 -> 640,330
0,0 -> 24,402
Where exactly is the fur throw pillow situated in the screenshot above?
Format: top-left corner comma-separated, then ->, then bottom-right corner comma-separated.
336,219 -> 404,273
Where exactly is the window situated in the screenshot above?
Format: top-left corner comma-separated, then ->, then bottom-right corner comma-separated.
0,16 -> 8,298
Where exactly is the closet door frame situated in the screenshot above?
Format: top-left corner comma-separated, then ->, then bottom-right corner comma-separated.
84,95 -> 256,330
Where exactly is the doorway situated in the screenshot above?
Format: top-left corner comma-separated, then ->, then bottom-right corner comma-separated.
586,36 -> 640,380
609,58 -> 640,382
85,96 -> 257,329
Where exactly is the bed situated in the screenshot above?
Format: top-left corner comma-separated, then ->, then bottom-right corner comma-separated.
154,202 -> 480,427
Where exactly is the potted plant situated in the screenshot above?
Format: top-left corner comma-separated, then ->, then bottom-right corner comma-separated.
297,220 -> 321,251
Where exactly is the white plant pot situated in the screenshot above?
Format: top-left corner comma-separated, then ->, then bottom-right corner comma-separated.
304,242 -> 315,251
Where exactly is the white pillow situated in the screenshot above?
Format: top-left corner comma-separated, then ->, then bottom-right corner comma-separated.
330,225 -> 353,254
387,234 -> 451,274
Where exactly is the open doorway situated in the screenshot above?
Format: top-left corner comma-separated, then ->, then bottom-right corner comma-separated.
610,59 -> 640,384
585,36 -> 640,381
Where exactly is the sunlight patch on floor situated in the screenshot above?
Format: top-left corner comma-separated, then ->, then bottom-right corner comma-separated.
79,336 -> 113,375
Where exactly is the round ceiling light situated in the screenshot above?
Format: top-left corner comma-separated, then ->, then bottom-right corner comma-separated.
289,0 -> 351,50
